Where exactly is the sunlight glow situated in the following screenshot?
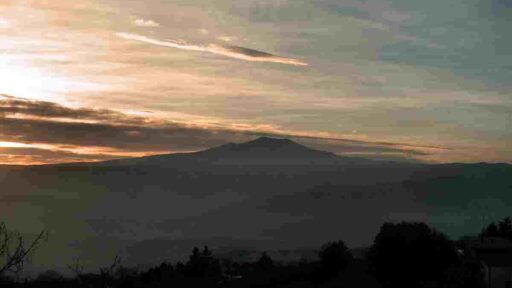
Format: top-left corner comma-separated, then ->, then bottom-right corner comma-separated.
0,17 -> 9,29
0,142 -> 32,148
0,57 -> 107,104
0,141 -> 164,165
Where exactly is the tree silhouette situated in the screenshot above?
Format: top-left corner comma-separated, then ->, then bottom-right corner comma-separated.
256,252 -> 274,271
189,247 -> 201,264
367,222 -> 460,288
498,217 -> 512,238
202,246 -> 212,258
481,217 -> 512,240
484,222 -> 499,238
317,241 -> 352,280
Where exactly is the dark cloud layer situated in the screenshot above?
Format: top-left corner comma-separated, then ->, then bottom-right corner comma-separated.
0,94 -> 145,125
222,45 -> 275,58
0,95 -> 435,164
0,117 -> 233,151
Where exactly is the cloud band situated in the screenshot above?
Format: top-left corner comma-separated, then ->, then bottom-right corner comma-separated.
116,32 -> 308,66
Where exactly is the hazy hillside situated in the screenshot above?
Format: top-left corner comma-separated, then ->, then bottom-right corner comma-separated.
0,137 -> 511,272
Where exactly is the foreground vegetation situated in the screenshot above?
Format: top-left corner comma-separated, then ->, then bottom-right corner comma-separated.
3,218 -> 508,288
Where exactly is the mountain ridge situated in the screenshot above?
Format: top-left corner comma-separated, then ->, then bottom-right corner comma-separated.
88,137 -> 345,168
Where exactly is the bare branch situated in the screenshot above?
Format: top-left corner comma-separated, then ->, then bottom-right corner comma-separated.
0,222 -> 48,276
99,254 -> 122,277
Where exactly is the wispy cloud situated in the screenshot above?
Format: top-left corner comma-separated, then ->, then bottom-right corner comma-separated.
132,18 -> 160,28
116,32 -> 308,66
217,36 -> 237,42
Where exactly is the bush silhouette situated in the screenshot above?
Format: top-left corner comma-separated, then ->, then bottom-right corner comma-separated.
35,270 -> 64,282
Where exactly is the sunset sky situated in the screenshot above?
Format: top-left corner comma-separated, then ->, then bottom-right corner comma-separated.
1,0 -> 511,164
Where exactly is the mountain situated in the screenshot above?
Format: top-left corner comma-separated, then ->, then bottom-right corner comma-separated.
0,138 -> 511,273
95,137 -> 340,167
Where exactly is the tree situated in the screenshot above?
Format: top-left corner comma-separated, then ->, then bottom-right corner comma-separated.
99,255 -> 121,283
202,246 -> 212,258
186,246 -> 221,279
366,222 -> 461,288
0,222 -> 47,276
189,247 -> 201,265
100,255 -> 121,274
200,246 -> 221,279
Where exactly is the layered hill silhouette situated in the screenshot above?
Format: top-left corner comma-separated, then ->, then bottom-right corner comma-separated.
0,137 -> 511,272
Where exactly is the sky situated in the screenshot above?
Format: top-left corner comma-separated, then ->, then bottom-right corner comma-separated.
1,0 -> 511,164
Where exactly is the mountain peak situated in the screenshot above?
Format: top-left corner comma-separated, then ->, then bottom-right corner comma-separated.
244,136 -> 296,147
200,137 -> 335,159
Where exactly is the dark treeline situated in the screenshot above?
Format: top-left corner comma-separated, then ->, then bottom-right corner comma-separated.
2,219 -> 502,288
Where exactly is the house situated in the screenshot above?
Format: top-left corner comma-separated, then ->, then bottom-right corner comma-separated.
472,237 -> 512,288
